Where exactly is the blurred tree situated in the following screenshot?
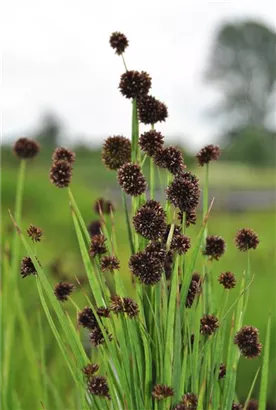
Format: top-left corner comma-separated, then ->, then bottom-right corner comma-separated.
206,20 -> 276,129
36,113 -> 63,147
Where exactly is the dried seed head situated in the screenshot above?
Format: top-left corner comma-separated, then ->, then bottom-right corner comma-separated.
152,384 -> 174,400
87,375 -> 110,399
13,138 -> 40,159
186,273 -> 201,308
200,314 -> 219,335
109,31 -> 128,55
137,95 -> 168,124
235,228 -> 260,252
87,220 -> 102,237
96,307 -> 110,318
232,402 -> 243,410
82,363 -> 100,378
181,393 -> 198,410
102,136 -> 131,170
204,235 -> 226,261
100,256 -> 120,272
154,146 -> 185,175
247,399 -> 258,410
178,209 -> 197,227
145,241 -> 167,263
94,198 -> 114,215
133,200 -> 166,240
218,363 -> 226,380
27,224 -> 43,242
129,251 -> 163,285
171,234 -> 191,255
89,234 -> 107,258
110,295 -> 124,314
139,130 -> 164,156
20,256 -> 37,278
49,160 -> 72,188
164,251 -> 174,280
196,144 -> 220,166
52,147 -> 75,164
167,173 -> 200,213
90,326 -> 111,347
119,70 -> 151,99
54,282 -> 74,302
122,297 -> 139,318
234,326 -> 262,359
78,307 -> 97,330
218,272 -> 236,289
117,163 -> 147,196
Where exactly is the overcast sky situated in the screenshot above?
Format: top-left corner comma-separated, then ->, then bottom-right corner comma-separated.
2,0 -> 276,150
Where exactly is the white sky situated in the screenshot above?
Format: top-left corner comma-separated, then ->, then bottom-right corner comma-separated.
1,0 -> 276,150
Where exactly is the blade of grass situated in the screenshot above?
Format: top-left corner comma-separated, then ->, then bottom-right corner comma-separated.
258,314 -> 271,410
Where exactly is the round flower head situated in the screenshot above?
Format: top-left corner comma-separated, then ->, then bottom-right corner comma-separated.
49,160 -> 72,188
145,241 -> 167,263
218,272 -> 236,289
196,144 -> 220,166
94,198 -> 114,215
152,384 -> 174,400
167,172 -> 200,213
119,70 -> 151,99
232,402 -> 243,410
117,163 -> 147,196
20,256 -> 37,278
218,363 -> 226,380
137,95 -> 168,124
247,399 -> 258,410
204,235 -> 226,260
139,130 -> 164,157
154,146 -> 185,175
82,363 -> 100,378
87,220 -> 102,237
133,200 -> 166,240
122,297 -> 139,318
52,147 -> 75,164
78,307 -> 97,330
129,251 -> 163,285
87,375 -> 110,399
234,325 -> 262,359
13,138 -> 40,159
89,234 -> 107,258
102,136 -> 131,170
27,224 -> 42,242
178,209 -> 197,227
170,234 -> 191,255
110,295 -> 125,314
90,326 -> 110,347
181,393 -> 198,410
109,31 -> 128,55
100,256 -> 120,272
200,314 -> 219,335
235,228 -> 259,251
96,307 -> 110,318
186,273 -> 201,308
54,282 -> 74,302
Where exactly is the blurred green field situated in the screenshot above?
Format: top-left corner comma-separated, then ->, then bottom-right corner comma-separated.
1,149 -> 276,408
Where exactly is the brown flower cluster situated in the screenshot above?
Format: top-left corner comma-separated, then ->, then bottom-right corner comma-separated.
50,147 -> 75,188
234,326 -> 262,359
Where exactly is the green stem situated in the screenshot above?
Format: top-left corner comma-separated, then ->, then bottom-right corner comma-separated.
203,164 -> 209,242
122,192 -> 135,255
203,164 -> 210,313
122,54 -> 128,72
131,98 -> 139,163
150,157 -> 155,199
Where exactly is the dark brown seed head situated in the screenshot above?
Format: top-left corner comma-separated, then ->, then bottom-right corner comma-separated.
171,234 -> 191,255
152,384 -> 174,400
133,200 -> 166,240
20,256 -> 37,278
54,282 -> 74,302
110,295 -> 124,314
218,272 -> 236,289
235,228 -> 260,252
119,70 -> 151,99
164,251 -> 174,280
178,209 -> 197,227
137,95 -> 168,124
218,363 -> 226,380
82,363 -> 100,378
139,130 -> 164,157
96,307 -> 110,318
154,146 -> 185,175
234,326 -> 262,359
94,198 -> 114,215
52,147 -> 75,164
87,375 -> 110,399
27,224 -> 43,242
89,234 -> 107,258
181,392 -> 198,409
100,256 -> 120,272
122,297 -> 139,318
204,235 -> 226,260
247,399 -> 258,410
90,327 -> 110,347
200,314 -> 219,335
186,273 -> 201,308
232,402 -> 243,410
13,138 -> 40,159
102,136 -> 131,170
129,251 -> 163,285
78,307 -> 97,330
145,241 -> 167,263
163,224 -> 182,244
117,163 -> 147,196
109,31 -> 128,55
49,160 -> 72,188
167,173 -> 200,213
87,220 -> 102,237
196,144 -> 220,166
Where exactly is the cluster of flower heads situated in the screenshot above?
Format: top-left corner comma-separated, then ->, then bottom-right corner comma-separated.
185,273 -> 201,308
94,197 -> 115,215
49,147 -> 76,188
173,393 -> 198,410
167,172 -> 200,214
234,326 -> 262,359
82,363 -> 110,400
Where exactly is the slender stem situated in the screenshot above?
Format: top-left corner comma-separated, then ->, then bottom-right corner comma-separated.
203,164 -> 209,242
203,164 -> 210,313
131,98 -> 139,163
122,192 -> 135,255
121,54 -> 128,71
150,158 -> 155,199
